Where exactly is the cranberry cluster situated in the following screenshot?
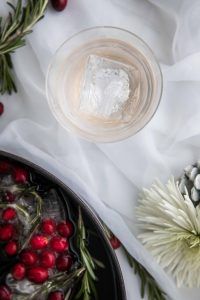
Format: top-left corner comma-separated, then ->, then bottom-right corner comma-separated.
0,218 -> 74,299
0,160 -> 29,184
0,161 -> 29,258
0,160 -> 75,300
11,218 -> 74,293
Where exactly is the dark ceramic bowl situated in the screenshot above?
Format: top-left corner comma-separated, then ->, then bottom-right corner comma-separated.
0,151 -> 126,300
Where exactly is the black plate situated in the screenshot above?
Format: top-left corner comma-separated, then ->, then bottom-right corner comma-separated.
0,151 -> 126,300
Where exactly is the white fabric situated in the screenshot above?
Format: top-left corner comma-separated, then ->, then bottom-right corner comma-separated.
0,0 -> 200,299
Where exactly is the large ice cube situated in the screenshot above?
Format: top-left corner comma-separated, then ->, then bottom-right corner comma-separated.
79,55 -> 139,120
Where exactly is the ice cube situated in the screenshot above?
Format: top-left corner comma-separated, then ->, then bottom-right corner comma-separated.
79,55 -> 139,120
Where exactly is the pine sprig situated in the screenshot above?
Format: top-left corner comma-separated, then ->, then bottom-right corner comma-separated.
0,0 -> 48,94
76,207 -> 103,300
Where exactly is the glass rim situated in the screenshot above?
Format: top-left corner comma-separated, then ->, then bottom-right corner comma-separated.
46,26 -> 163,143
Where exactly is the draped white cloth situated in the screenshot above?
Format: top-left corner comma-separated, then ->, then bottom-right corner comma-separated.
1,0 -> 200,299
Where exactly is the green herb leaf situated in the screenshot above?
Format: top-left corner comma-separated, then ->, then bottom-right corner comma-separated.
0,0 -> 48,94
124,249 -> 166,300
102,223 -> 167,300
75,207 -> 104,300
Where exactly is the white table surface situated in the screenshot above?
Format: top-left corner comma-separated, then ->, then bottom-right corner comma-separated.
1,1 -> 200,299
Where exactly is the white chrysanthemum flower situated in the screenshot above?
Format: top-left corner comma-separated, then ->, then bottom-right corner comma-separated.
136,177 -> 200,287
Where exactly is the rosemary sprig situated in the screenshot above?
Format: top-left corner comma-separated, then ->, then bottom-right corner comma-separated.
18,268 -> 85,300
0,0 -> 48,94
102,224 -> 166,300
19,188 -> 43,251
76,208 -> 103,300
124,248 -> 166,300
0,202 -> 30,220
0,186 -> 43,251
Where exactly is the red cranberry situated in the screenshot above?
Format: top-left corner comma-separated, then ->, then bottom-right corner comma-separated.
40,250 -> 56,269
0,224 -> 15,241
50,236 -> 69,253
0,103 -> 4,116
110,236 -> 121,250
27,267 -> 49,284
41,219 -> 56,235
30,235 -> 48,250
48,291 -> 64,300
0,285 -> 12,300
0,161 -> 10,173
51,0 -> 68,11
2,207 -> 16,221
12,263 -> 26,280
20,250 -> 38,266
56,254 -> 72,272
57,221 -> 73,238
3,191 -> 15,203
4,240 -> 18,256
12,167 -> 29,184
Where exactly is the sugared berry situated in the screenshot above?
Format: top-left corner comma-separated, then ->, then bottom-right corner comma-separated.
12,167 -> 29,184
57,221 -> 73,238
48,291 -> 64,300
51,0 -> 68,11
0,285 -> 12,300
27,267 -> 49,284
42,219 -> 56,235
50,236 -> 69,253
56,254 -> 72,272
0,224 -> 15,241
40,250 -> 56,269
2,207 -> 16,221
4,240 -> 18,256
0,161 -> 10,173
20,250 -> 38,266
3,191 -> 15,202
12,263 -> 26,280
110,236 -> 121,250
0,103 -> 4,116
30,235 -> 48,250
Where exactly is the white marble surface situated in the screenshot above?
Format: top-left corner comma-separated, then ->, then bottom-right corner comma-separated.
1,1 -> 200,299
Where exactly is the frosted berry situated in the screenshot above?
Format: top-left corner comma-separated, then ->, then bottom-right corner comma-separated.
56,254 -> 72,272
0,161 -> 10,173
3,191 -> 15,202
40,250 -> 56,268
110,236 -> 121,250
57,221 -> 73,238
20,250 -> 38,266
50,236 -> 69,252
0,285 -> 12,300
0,102 -> 4,116
48,291 -> 64,300
30,235 -> 48,250
12,263 -> 26,280
0,224 -> 15,241
12,167 -> 29,184
42,219 -> 56,235
27,266 -> 49,284
51,0 -> 68,11
2,207 -> 16,221
4,240 -> 18,256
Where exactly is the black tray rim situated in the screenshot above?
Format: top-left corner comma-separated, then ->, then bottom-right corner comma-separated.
0,150 -> 127,300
